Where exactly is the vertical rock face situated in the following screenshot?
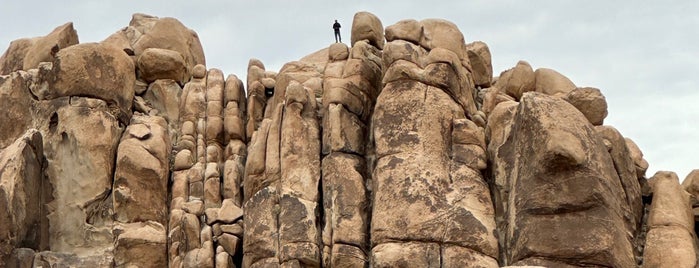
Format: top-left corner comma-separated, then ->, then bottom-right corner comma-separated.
1,11 -> 697,268
371,19 -> 498,267
644,171 -> 697,267
0,130 -> 45,267
495,93 -> 635,267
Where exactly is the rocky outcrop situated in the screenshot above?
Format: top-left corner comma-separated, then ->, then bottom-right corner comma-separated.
492,93 -> 637,267
372,18 -> 497,267
0,11 -> 696,268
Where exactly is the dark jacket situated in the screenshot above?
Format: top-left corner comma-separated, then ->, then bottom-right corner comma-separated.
333,22 -> 341,32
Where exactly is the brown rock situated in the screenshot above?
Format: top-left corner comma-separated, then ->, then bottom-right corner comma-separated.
131,15 -> 205,82
0,130 -> 45,266
497,60 -> 535,100
385,19 -> 422,44
682,170 -> 699,198
0,72 -> 35,149
351,11 -> 384,49
0,38 -> 36,74
143,79 -> 182,130
498,93 -> 635,267
564,87 -> 608,125
22,22 -> 79,71
137,48 -> 188,84
644,171 -> 697,267
37,43 -> 136,113
218,233 -> 240,255
625,137 -> 649,178
42,97 -> 123,255
113,221 -> 167,268
32,251 -> 113,268
113,115 -> 171,225
466,41 -> 494,88
534,68 -> 576,96
373,47 -> 497,264
328,43 -> 349,62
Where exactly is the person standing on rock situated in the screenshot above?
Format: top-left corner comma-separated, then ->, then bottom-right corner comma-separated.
333,20 -> 342,43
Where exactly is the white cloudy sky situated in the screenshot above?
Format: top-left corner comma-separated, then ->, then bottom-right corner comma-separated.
1,1 -> 697,180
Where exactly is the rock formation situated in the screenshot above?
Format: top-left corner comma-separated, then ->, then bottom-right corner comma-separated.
0,11 -> 696,268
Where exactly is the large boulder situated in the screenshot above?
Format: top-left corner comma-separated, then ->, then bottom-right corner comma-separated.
113,221 -> 167,268
534,67 -> 576,96
137,48 -> 188,84
113,115 -> 171,225
497,60 -> 535,100
0,130 -> 45,266
351,11 -> 384,49
130,14 -> 205,82
497,93 -> 635,267
19,22 -> 79,72
466,41 -> 493,88
34,43 -> 136,114
371,18 -> 498,267
0,72 -> 35,149
0,38 -> 36,75
564,87 -> 608,126
644,171 -> 697,267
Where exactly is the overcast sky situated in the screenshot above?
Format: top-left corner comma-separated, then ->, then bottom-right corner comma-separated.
1,1 -> 697,180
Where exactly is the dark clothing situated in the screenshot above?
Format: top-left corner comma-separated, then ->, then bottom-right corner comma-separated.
333,22 -> 341,43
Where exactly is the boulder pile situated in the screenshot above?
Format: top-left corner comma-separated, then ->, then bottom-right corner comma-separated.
0,12 -> 696,268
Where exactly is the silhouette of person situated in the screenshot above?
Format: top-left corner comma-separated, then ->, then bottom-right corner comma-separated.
333,20 -> 341,43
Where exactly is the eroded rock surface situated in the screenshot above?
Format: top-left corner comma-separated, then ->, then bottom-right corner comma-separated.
0,11 -> 696,268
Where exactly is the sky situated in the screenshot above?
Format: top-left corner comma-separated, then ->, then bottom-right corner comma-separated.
1,1 -> 697,180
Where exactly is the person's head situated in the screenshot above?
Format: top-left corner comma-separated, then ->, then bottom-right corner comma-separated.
335,20 -> 338,23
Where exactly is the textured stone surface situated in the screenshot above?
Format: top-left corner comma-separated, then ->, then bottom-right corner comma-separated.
0,11 -> 694,268
0,130 -> 45,266
644,171 -> 697,267
497,93 -> 635,267
21,22 -> 79,71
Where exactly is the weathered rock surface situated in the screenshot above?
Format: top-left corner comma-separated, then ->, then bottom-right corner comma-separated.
0,130 -> 45,267
495,93 -> 635,267
644,171 -> 697,267
1,11 -> 696,268
372,18 -> 498,267
0,22 -> 79,75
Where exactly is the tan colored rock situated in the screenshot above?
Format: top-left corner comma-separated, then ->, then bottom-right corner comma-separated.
466,41 -> 493,88
113,221 -> 167,268
32,251 -> 113,268
350,11 -> 384,49
131,15 -> 205,81
0,38 -> 36,75
22,22 -> 79,71
594,125 -> 643,232
42,97 -> 123,255
36,43 -> 136,113
384,19 -> 422,44
682,170 -> 699,198
7,248 -> 35,268
328,43 -> 349,61
564,87 -> 608,125
137,48 -> 188,84
0,130 -> 45,266
497,93 -> 635,267
0,72 -> 35,149
498,60 -> 535,100
143,79 -> 182,131
644,171 -> 697,267
243,187 -> 279,266
113,115 -> 171,225
534,68 -> 576,96
373,51 -> 497,266
625,137 -> 649,178
192,64 -> 207,79
419,19 -> 467,58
